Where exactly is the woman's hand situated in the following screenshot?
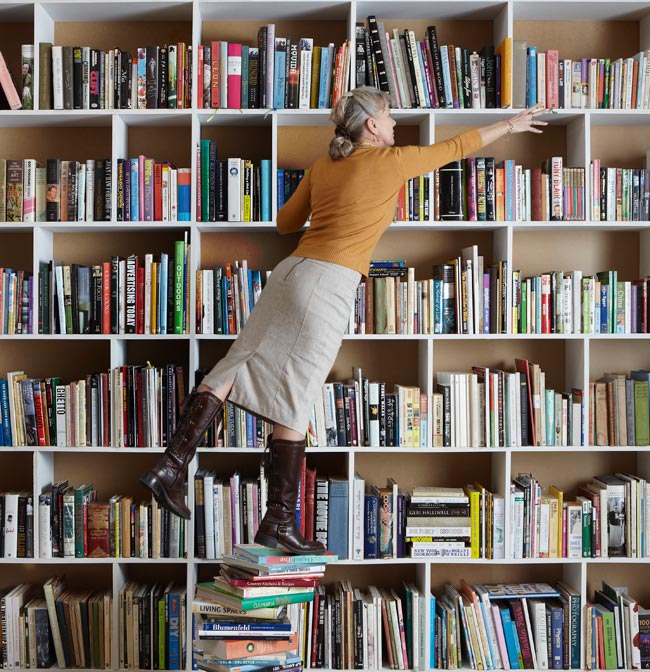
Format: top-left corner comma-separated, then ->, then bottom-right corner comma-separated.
506,103 -> 549,134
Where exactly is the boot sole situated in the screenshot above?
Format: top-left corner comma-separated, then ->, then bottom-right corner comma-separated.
254,530 -> 326,555
139,471 -> 191,520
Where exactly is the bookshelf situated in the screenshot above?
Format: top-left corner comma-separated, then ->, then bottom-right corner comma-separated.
2,0 -> 650,670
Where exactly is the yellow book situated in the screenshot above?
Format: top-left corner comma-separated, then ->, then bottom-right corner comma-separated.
464,484 -> 481,559
496,37 -> 513,108
310,46 -> 322,108
546,491 -> 560,558
548,485 -> 564,556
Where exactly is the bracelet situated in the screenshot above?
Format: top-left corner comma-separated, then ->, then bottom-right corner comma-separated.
506,120 -> 514,134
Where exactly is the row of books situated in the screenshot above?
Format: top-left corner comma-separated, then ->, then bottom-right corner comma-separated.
37,241 -> 191,335
510,472 -> 648,560
195,261 -> 266,335
512,41 -> 650,110
435,363 -> 585,448
198,394 -> 273,449
193,467 -> 349,561
360,481 -> 500,560
197,141 -> 272,222
434,157 -> 584,222
39,482 -> 187,559
0,491 -> 34,558
0,268 -> 32,335
0,364 -> 186,448
120,581 -> 187,670
115,157 -> 191,221
352,255 -> 509,336
357,20 -> 500,110
511,270 -> 650,336
3,577 -> 113,670
430,581 -> 581,670
40,42 -> 192,110
200,34 -> 350,111
0,47 -> 33,110
591,371 -> 650,447
589,161 -> 650,222
0,157 -> 112,222
277,169 -> 307,209
585,582 -> 649,670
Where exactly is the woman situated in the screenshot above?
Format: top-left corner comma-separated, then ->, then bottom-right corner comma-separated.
140,87 -> 547,555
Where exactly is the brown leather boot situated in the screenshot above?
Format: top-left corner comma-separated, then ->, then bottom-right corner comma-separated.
254,437 -> 327,555
139,389 -> 223,520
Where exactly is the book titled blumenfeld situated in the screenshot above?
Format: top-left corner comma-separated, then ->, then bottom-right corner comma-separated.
232,543 -> 338,565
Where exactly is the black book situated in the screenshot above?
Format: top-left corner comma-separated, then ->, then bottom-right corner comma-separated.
208,140 -> 217,221
520,375 -> 531,445
79,598 -> 91,666
70,263 -> 80,334
46,159 -> 61,222
216,159 -> 228,221
68,160 -> 78,221
437,383 -> 451,446
145,45 -> 160,109
110,255 -> 120,334
257,26 -> 267,108
62,45 -> 74,110
485,157 -> 495,220
461,48 -> 472,108
158,46 -> 168,108
91,265 -> 102,333
125,52 -> 133,109
402,30 -> 420,108
17,492 -> 27,556
167,258 -> 174,335
355,22 -> 367,87
438,160 -> 464,220
333,382 -> 346,446
103,158 -> 112,221
72,47 -> 83,109
378,381 -> 387,446
114,50 -> 121,108
558,58 -> 565,109
94,159 -> 106,221
367,16 -> 389,92
426,26 -> 446,108
89,48 -> 100,109
248,47 -> 259,108
480,45 -> 496,108
125,255 -> 137,334
363,27 -> 375,88
385,392 -> 397,447
116,158 -> 126,221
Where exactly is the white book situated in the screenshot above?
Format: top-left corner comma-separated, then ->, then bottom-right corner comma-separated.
265,24 -> 276,109
562,59 -> 571,108
352,472 -> 364,560
390,33 -> 409,109
85,159 -> 94,221
52,46 -> 64,109
470,52 -> 481,108
170,168 -> 178,221
3,493 -> 19,557
571,61 -> 582,108
214,479 -> 224,557
227,158 -> 241,221
589,58 -> 598,109
54,264 -> 66,333
203,269 -> 214,335
204,470 -> 216,559
22,159 -> 36,222
298,38 -> 313,109
39,494 -> 52,558
367,381 -> 380,447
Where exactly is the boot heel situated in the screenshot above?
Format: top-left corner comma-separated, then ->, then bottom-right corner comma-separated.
253,530 -> 279,549
139,471 -> 163,498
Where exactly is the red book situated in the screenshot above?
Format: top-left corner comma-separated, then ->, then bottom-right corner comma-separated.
154,163 -> 163,221
136,264 -> 145,334
101,261 -> 111,334
466,157 -> 477,221
304,466 -> 316,541
508,599 -> 535,668
514,358 -> 536,446
33,383 -> 47,446
87,502 -> 110,557
531,168 -> 543,221
224,575 -> 319,588
541,273 -> 551,333
227,43 -> 242,109
299,456 -> 306,535
310,589 -> 321,668
0,50 -> 22,109
136,369 -> 144,448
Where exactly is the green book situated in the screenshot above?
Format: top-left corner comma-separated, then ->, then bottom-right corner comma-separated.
211,585 -> 315,611
596,605 -> 617,670
174,239 -> 185,334
374,277 -> 387,333
634,380 -> 649,446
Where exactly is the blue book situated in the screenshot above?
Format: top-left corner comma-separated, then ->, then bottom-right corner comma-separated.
327,477 -> 349,559
200,620 -> 292,632
159,253 -> 168,334
178,173 -> 191,221
246,412 -> 254,447
429,595 -> 436,669
317,48 -> 330,109
247,269 -> 254,315
233,543 -> 337,565
545,388 -> 555,446
241,45 -> 249,109
277,169 -> 285,209
527,46 -> 538,107
364,493 -> 378,559
504,159 -> 515,221
0,379 -> 10,445
550,603 -> 564,669
167,586 -> 183,670
260,159 -> 271,221
500,607 -> 522,669
600,285 -> 609,333
129,158 -> 139,221
273,39 -> 287,109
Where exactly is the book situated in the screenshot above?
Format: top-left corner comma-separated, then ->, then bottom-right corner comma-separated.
232,543 -> 337,565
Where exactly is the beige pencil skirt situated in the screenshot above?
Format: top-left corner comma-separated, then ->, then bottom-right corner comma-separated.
201,256 -> 362,435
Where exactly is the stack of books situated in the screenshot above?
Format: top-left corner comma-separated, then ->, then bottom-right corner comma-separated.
193,543 -> 337,672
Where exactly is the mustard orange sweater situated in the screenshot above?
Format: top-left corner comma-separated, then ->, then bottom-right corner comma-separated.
276,129 -> 484,276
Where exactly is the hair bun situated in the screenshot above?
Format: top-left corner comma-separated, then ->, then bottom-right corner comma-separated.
335,125 -> 350,139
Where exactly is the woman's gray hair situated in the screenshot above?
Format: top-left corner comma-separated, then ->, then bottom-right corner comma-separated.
328,86 -> 391,160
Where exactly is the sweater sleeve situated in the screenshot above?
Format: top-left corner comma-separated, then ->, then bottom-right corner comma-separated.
393,129 -> 484,181
276,169 -> 311,234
